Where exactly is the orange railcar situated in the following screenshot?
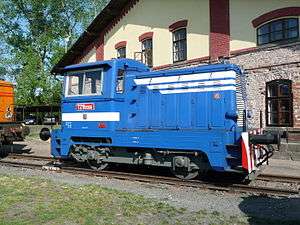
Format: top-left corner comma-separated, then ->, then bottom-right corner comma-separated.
0,80 -> 14,122
0,80 -> 29,145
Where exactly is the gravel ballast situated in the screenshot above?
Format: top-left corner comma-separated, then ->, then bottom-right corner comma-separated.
1,138 -> 299,224
0,164 -> 299,224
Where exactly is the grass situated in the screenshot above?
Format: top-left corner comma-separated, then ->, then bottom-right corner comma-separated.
0,174 -> 297,225
26,132 -> 40,140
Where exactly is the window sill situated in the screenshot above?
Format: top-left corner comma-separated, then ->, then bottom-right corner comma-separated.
257,39 -> 300,50
173,59 -> 188,65
266,124 -> 293,127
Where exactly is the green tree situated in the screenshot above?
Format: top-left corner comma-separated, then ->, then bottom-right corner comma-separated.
0,0 -> 108,105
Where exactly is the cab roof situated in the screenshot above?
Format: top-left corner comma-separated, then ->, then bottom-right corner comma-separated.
62,59 -> 242,77
62,58 -> 149,74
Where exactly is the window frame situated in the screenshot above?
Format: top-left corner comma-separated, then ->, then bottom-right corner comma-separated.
64,68 -> 104,97
257,18 -> 299,46
266,79 -> 293,127
117,47 -> 126,59
141,38 -> 153,67
116,69 -> 125,94
172,28 -> 187,63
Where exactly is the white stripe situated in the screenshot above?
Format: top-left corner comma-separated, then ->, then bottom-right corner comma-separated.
134,78 -> 151,85
62,112 -> 120,122
147,79 -> 236,90
134,71 -> 236,85
159,86 -> 236,94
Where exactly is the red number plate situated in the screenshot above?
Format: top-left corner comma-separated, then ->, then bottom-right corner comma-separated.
76,103 -> 95,111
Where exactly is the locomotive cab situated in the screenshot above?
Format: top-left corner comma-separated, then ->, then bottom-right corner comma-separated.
45,59 -> 280,180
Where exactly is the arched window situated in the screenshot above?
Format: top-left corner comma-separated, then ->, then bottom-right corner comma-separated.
115,41 -> 127,58
141,39 -> 153,67
117,47 -> 126,58
169,20 -> 188,63
173,28 -> 187,62
138,32 -> 153,67
266,80 -> 293,127
257,18 -> 299,45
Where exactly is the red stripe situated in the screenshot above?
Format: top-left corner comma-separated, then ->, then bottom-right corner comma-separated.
115,41 -> 127,49
241,139 -> 248,171
138,32 -> 153,42
252,7 -> 300,28
168,20 -> 188,32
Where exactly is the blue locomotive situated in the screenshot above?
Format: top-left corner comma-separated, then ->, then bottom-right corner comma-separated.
41,59 -> 280,179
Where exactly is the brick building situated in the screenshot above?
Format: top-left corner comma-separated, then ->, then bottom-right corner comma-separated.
53,0 -> 300,133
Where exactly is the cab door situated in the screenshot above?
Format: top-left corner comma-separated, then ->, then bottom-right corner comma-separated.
210,92 -> 225,128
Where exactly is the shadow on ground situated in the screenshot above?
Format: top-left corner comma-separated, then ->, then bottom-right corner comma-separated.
239,195 -> 300,225
0,143 -> 32,157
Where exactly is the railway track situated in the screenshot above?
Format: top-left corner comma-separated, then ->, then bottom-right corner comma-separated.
257,173 -> 300,185
5,154 -> 54,161
0,155 -> 299,197
61,166 -> 300,196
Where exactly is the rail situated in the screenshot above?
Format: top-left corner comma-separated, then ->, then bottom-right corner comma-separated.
0,155 -> 298,197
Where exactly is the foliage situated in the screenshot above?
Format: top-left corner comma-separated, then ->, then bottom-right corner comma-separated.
0,0 -> 108,105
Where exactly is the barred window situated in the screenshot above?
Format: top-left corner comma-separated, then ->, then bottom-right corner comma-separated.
266,80 -> 293,127
117,47 -> 126,58
257,18 -> 299,45
142,39 -> 153,67
173,28 -> 187,63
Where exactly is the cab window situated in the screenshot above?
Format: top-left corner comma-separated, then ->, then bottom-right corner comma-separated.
66,69 -> 103,97
116,69 -> 125,93
67,74 -> 83,96
84,70 -> 102,95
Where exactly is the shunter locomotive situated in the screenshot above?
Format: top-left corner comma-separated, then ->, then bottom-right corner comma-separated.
41,59 -> 280,179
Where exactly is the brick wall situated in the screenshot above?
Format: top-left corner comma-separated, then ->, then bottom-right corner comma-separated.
230,43 -> 300,129
293,81 -> 300,127
96,32 -> 105,61
209,0 -> 230,60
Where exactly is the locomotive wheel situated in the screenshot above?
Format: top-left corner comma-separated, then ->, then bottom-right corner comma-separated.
86,149 -> 109,171
170,168 -> 199,180
87,159 -> 108,171
70,145 -> 89,163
